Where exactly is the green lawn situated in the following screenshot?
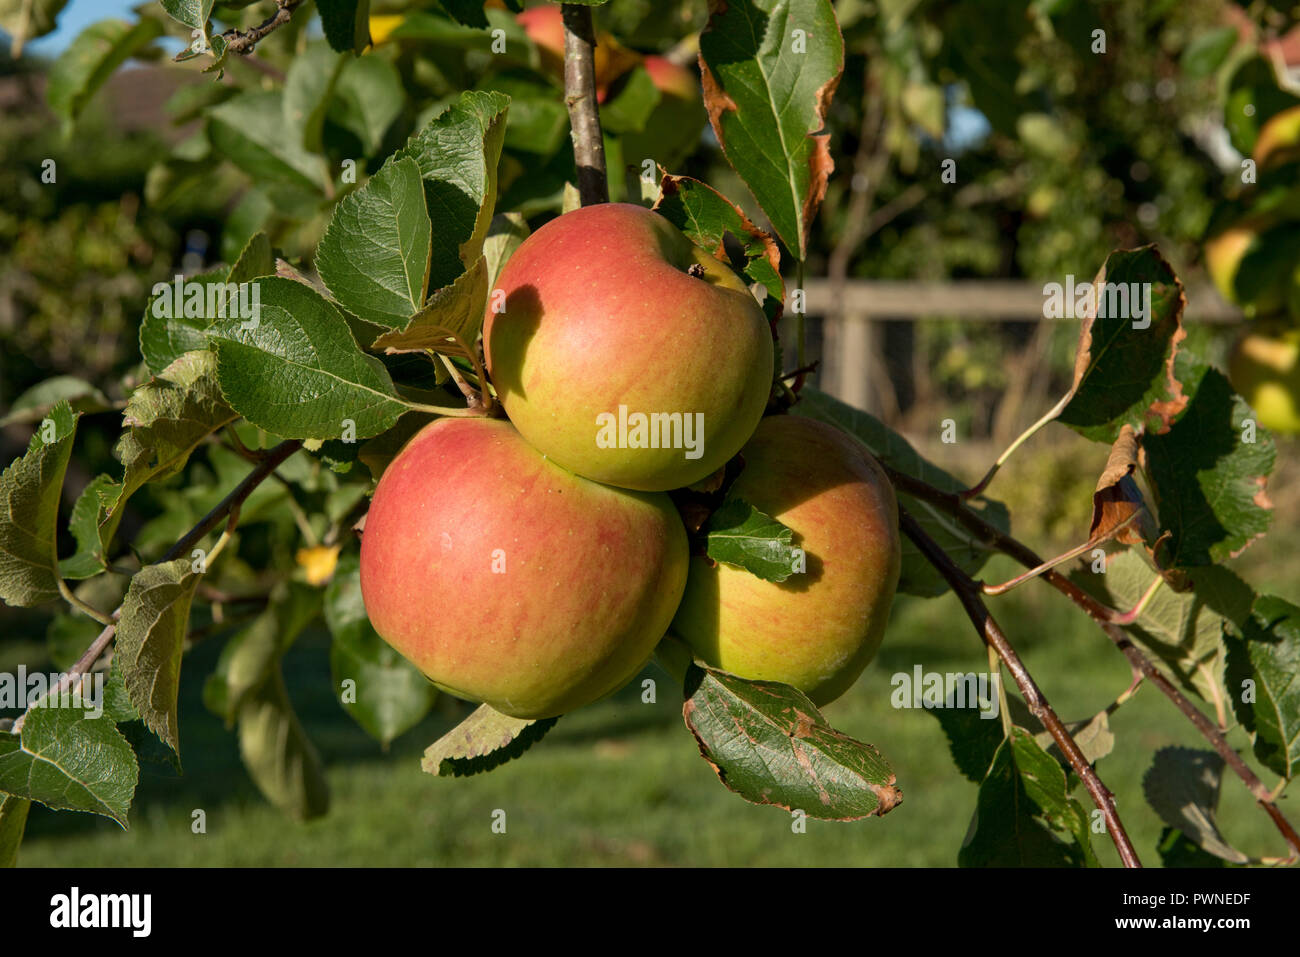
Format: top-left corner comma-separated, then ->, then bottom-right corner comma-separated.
15,552 -> 1288,867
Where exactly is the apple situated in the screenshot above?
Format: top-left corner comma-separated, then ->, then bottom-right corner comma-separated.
1254,104 -> 1300,172
1229,324 -> 1300,435
516,5 -> 641,103
358,417 -> 689,719
620,55 -> 705,172
484,202 -> 774,492
670,415 -> 901,706
1205,213 -> 1290,317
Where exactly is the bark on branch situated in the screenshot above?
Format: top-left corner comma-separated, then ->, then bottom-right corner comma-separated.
561,4 -> 609,206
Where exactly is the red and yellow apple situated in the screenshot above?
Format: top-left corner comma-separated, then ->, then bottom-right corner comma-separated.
670,415 -> 901,706
484,202 -> 774,492
1229,324 -> 1300,435
359,417 -> 689,718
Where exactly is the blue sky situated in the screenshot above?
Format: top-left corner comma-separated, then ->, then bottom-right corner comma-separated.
24,0 -> 140,55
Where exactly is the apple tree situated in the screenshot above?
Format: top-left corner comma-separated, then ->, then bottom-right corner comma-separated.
0,0 -> 1297,870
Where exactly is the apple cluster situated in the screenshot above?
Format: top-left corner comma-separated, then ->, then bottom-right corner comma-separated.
359,203 -> 902,719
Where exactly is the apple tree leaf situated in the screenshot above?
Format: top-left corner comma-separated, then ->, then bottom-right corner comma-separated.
317,0 -> 370,54
0,700 -> 138,827
0,401 -> 78,607
482,212 -> 529,287
397,89 -> 509,290
1142,747 -> 1249,864
46,18 -> 163,130
697,0 -> 843,260
1142,352 -> 1275,568
371,255 -> 487,358
654,173 -> 784,322
208,91 -> 330,193
226,231 -> 276,286
422,704 -> 558,778
138,267 -> 228,376
1224,595 -> 1300,780
114,558 -> 204,757
157,0 -> 214,30
57,474 -> 116,580
0,793 -> 31,867
959,727 -> 1096,867
330,54 -> 405,157
208,276 -> 408,440
316,156 -> 433,330
284,40 -> 344,154
0,376 -> 111,427
325,552 -> 436,747
702,498 -> 798,583
237,671 -> 330,820
793,386 -> 1009,597
682,663 -> 901,821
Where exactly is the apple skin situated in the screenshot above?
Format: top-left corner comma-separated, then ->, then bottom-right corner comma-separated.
1229,326 -> 1300,435
670,415 -> 901,706
484,202 -> 774,492
358,417 -> 689,719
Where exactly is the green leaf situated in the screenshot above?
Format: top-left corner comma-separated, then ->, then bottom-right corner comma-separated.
0,701 -> 138,827
99,351 -> 239,555
203,583 -> 321,726
702,498 -> 798,583
422,703 -> 557,777
0,376 -> 111,427
1224,595 -> 1300,779
284,40 -> 345,153
477,75 -> 568,155
330,54 -> 405,156
371,255 -> 487,358
938,0 -> 1031,137
316,156 -> 434,329
1056,247 -> 1190,443
397,89 -> 509,290
47,18 -> 164,130
601,64 -> 662,134
158,0 -> 214,31
482,212 -> 529,287
793,387 -> 1010,596
698,0 -> 843,259
654,174 -> 784,321
58,474 -> 115,580
317,0 -> 370,54
1181,26 -> 1239,78
326,552 -> 436,746
226,231 -> 275,286
682,663 -> 901,820
114,558 -> 203,756
1142,353 -> 1275,568
1157,827 -> 1232,868
138,267 -> 229,376
236,671 -> 329,820
437,0 -> 489,28
960,727 -> 1094,867
0,0 -> 69,46
1142,747 -> 1248,864
0,401 -> 77,607
929,702 -> 1004,783
208,91 -> 329,193
208,276 -> 408,440
0,793 -> 30,867
1075,550 -> 1253,706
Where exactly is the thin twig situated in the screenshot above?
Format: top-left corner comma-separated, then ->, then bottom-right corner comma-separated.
886,463 -> 1300,860
561,4 -> 609,206
898,507 -> 1143,867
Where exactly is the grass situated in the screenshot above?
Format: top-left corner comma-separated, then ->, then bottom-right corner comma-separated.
14,552 -> 1291,867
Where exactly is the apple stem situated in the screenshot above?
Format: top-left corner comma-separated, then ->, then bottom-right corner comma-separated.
561,4 -> 609,206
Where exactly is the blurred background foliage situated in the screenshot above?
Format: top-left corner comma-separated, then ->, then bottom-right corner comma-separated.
1,0 -> 1299,864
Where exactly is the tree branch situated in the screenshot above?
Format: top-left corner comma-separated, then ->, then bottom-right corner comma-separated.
562,4 -> 609,206
220,0 -> 303,56
898,507 -> 1143,867
885,463 -> 1300,861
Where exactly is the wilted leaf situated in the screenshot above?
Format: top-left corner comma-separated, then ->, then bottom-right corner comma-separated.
1088,425 -> 1151,545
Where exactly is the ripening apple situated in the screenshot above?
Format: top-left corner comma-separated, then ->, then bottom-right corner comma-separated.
1229,324 -> 1300,435
1205,213 -> 1289,317
670,415 -> 901,706
358,417 -> 689,719
484,202 -> 774,492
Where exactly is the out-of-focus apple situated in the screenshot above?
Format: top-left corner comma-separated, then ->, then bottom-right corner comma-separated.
1229,324 -> 1300,435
